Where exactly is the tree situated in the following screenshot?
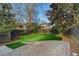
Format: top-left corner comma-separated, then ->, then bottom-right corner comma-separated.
46,3 -> 79,34
0,3 -> 16,32
73,4 -> 79,24
24,3 -> 40,30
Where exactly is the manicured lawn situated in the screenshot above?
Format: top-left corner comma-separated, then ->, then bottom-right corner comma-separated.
6,42 -> 25,49
6,33 -> 62,49
18,33 -> 62,42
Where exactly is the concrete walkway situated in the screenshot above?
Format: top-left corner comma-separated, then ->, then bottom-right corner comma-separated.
0,41 -> 71,56
0,45 -> 13,56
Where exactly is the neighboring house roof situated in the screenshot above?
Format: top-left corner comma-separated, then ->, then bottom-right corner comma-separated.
40,23 -> 51,26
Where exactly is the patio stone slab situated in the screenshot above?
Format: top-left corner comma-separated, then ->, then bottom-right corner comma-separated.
0,45 -> 13,56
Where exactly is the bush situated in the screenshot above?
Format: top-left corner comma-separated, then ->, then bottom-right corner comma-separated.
32,28 -> 39,33
0,27 -> 11,33
50,28 -> 59,34
63,29 -> 71,36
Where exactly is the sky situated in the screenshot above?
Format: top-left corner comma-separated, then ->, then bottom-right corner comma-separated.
12,3 -> 50,24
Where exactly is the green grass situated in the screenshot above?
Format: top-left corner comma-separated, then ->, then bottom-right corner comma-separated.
18,33 -> 62,42
6,33 -> 62,49
6,42 -> 25,49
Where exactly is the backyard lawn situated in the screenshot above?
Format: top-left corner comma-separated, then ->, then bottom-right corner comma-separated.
18,33 -> 62,42
6,33 -> 62,49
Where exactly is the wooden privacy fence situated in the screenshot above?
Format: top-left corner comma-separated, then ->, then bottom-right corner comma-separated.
0,32 -> 11,42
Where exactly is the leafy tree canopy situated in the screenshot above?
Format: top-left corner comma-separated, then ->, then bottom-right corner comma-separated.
0,3 -> 17,32
46,3 -> 79,34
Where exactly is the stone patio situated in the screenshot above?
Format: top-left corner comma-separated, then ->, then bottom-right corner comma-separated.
0,45 -> 13,56
0,41 -> 71,56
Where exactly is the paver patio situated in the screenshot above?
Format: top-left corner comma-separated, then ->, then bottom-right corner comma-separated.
0,41 -> 71,56
0,45 -> 13,56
